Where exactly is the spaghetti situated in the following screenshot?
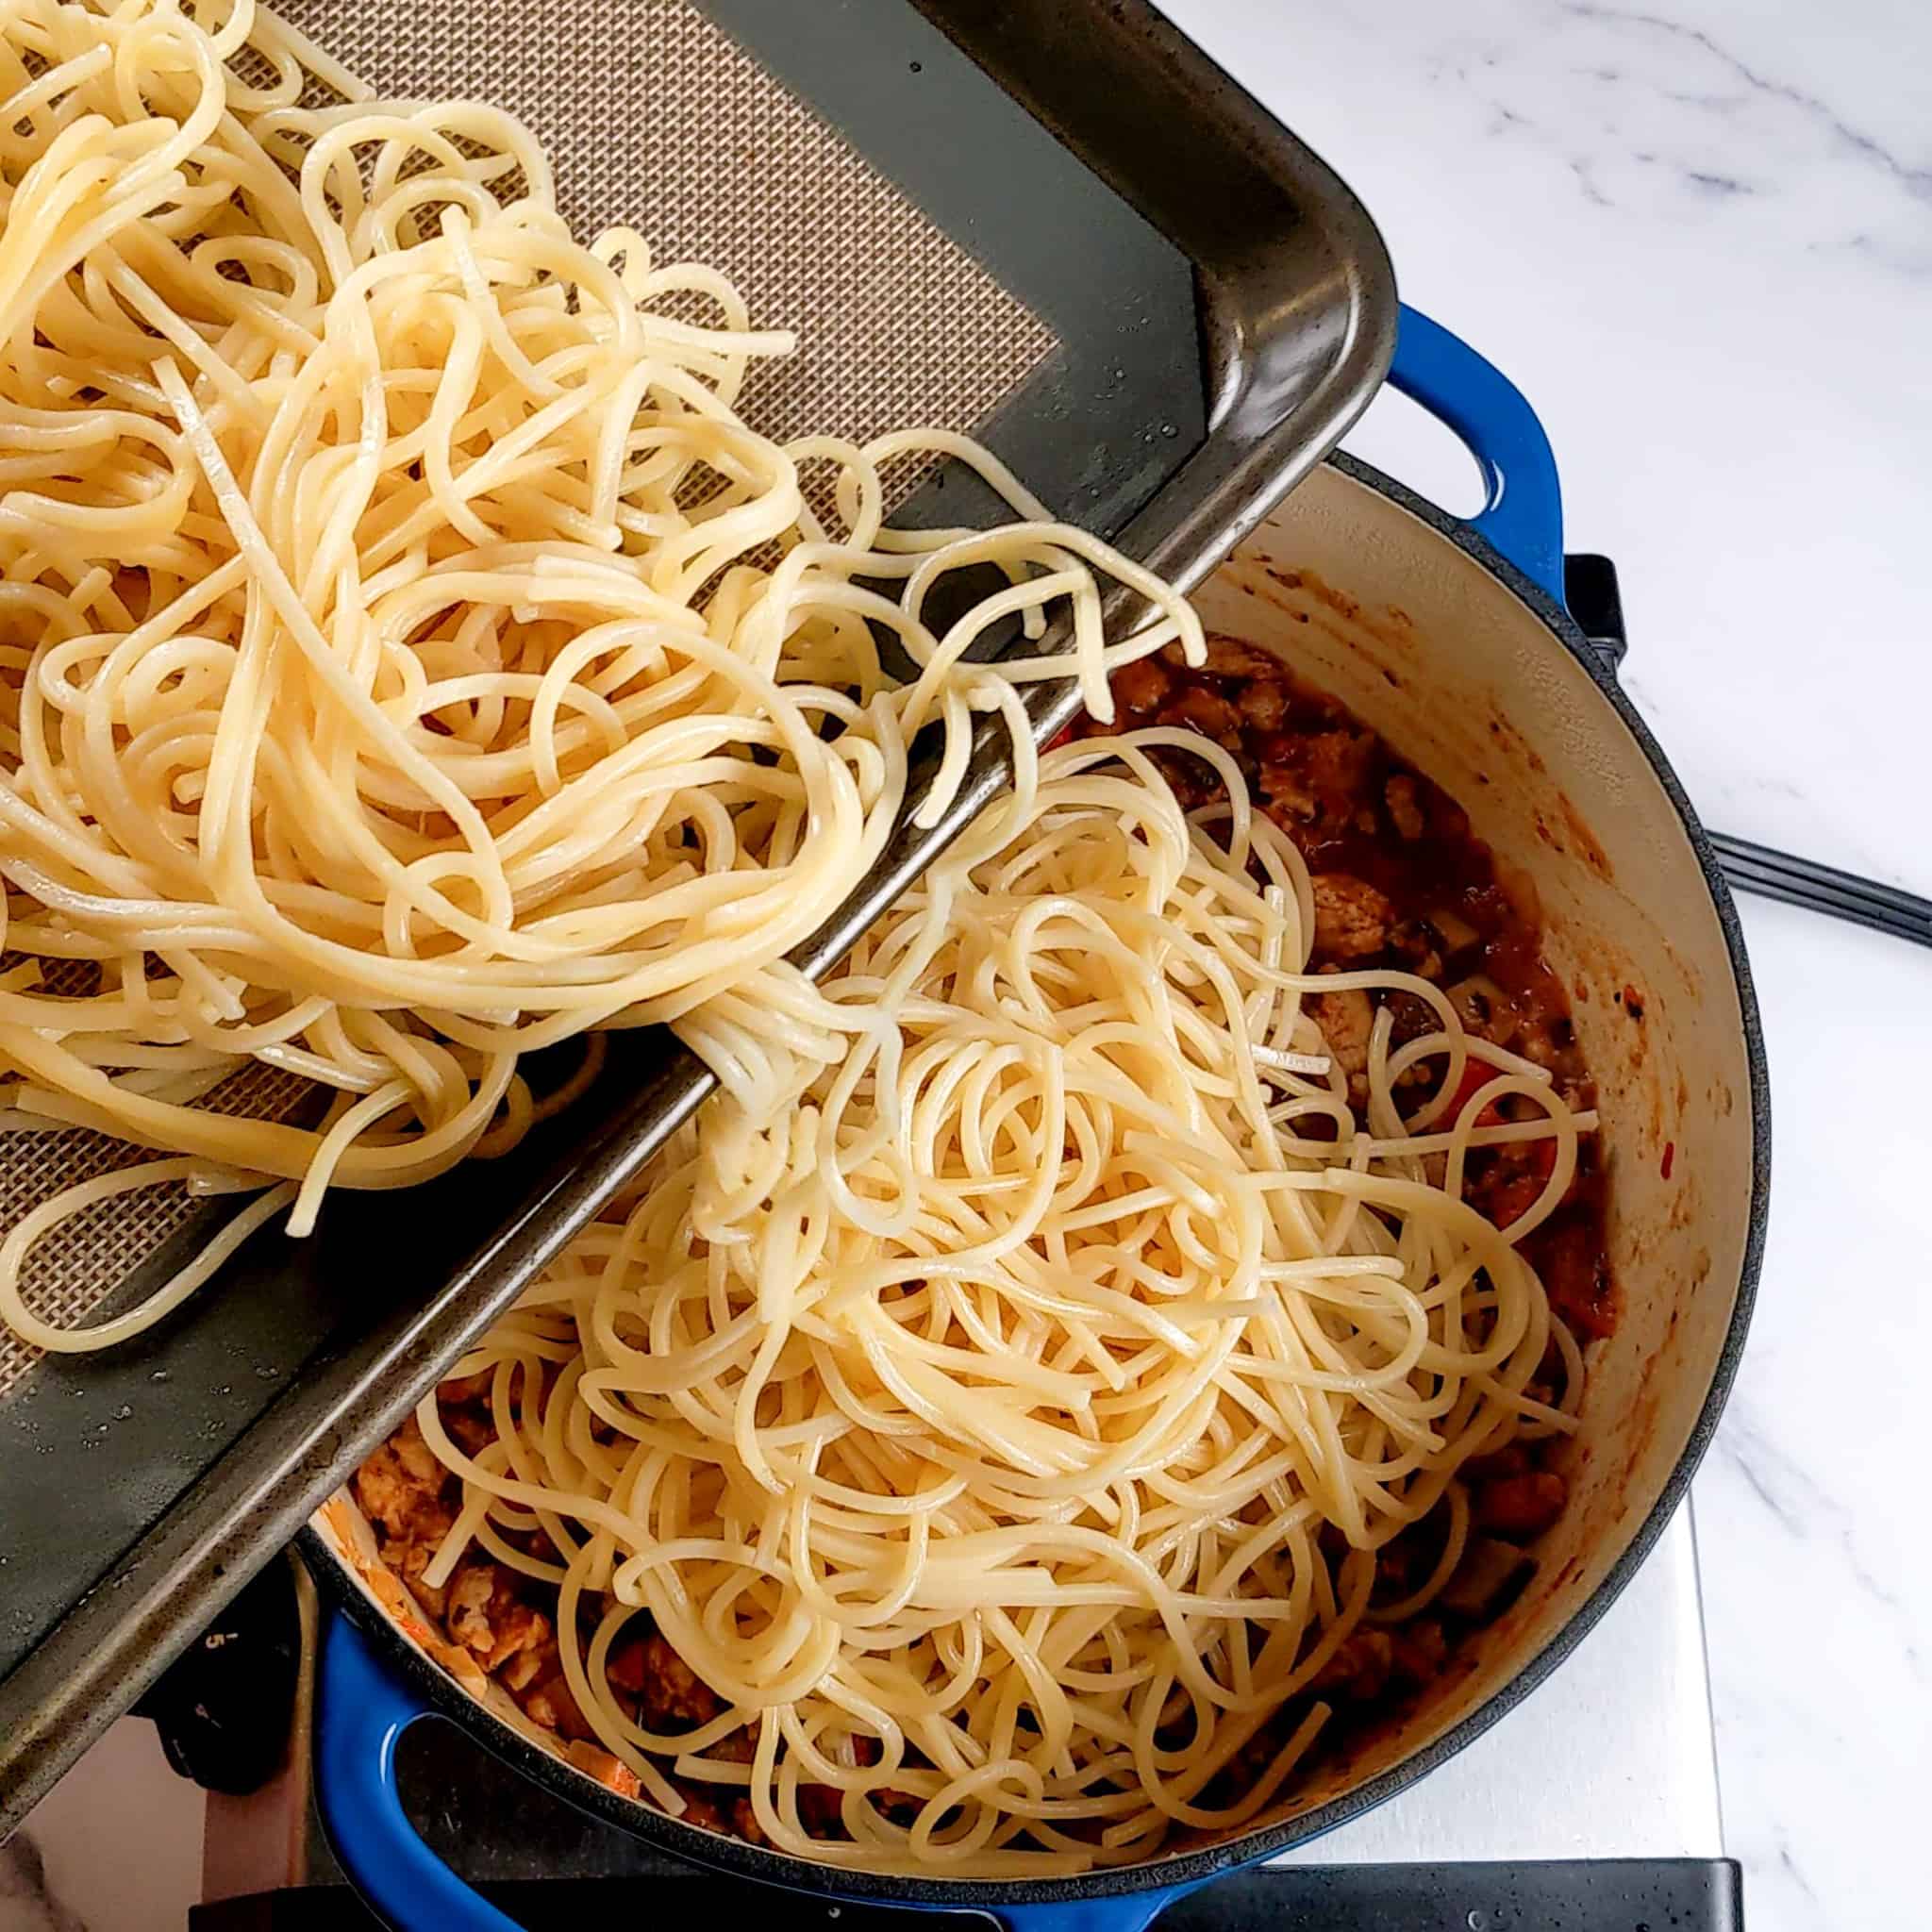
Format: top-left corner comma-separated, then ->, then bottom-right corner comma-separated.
404,733 -> 1594,1875
0,0 -> 1197,1348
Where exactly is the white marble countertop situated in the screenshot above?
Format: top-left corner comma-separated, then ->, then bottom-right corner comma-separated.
1158,3 -> 1932,1926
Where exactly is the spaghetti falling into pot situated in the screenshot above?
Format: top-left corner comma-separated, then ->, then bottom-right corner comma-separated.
358,689 -> 1608,1876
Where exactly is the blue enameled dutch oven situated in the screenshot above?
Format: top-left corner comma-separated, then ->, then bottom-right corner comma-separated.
301,309 -> 1769,1932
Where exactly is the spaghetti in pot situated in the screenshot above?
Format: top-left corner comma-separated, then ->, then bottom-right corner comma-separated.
394,733 -> 1593,1876
0,0 -> 1197,1349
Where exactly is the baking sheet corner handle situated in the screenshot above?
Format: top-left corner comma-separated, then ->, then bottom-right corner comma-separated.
316,1610 -> 524,1932
1388,305 -> 1567,608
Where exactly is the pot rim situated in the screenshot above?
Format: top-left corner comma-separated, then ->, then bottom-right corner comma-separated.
302,450 -> 1772,1910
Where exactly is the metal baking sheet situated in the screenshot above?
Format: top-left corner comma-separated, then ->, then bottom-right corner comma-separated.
0,0 -> 1394,1829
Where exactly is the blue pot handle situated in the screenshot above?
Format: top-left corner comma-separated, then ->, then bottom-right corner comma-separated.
317,1607 -> 1194,1929
1387,305 -> 1567,608
993,1892 -> 1189,1932
316,1611 -> 525,1931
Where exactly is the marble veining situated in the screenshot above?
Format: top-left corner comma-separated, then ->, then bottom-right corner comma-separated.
1554,0 -> 1931,262
1364,0 -> 1932,276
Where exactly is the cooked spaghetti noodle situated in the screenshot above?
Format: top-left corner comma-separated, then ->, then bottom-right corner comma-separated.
0,0 -> 1198,1348
407,735 -> 1593,1875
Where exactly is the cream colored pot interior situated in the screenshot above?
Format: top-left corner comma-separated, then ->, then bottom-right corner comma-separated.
314,459 -> 1760,1862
